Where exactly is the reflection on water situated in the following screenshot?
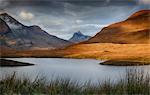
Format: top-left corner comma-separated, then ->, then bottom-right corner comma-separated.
0,58 -> 150,83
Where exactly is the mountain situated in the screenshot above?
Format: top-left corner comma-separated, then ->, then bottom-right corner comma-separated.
69,31 -> 91,43
0,13 -> 72,50
1,10 -> 150,66
87,10 -> 150,44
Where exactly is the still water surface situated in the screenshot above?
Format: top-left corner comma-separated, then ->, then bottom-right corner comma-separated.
0,58 -> 150,83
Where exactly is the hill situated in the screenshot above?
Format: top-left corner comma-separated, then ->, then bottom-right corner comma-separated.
87,10 -> 150,44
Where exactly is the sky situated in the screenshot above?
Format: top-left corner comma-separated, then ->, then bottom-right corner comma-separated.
0,0 -> 150,39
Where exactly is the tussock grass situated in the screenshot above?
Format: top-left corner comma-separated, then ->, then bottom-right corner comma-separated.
0,69 -> 150,95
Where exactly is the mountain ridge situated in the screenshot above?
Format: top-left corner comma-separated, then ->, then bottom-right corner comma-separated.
0,13 -> 72,50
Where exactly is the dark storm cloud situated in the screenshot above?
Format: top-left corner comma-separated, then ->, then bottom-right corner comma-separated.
66,0 -> 137,6
0,0 -> 149,39
0,0 -> 138,9
0,0 -> 149,9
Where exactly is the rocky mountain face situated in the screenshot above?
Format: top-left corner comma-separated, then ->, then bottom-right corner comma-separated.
0,18 -> 12,46
0,18 -> 11,35
0,13 -> 72,50
0,13 -> 24,30
69,31 -> 91,43
87,10 -> 150,44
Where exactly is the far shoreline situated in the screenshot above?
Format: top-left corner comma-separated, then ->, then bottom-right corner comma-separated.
100,60 -> 150,66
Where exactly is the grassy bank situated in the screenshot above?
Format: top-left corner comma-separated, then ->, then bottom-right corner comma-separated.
100,60 -> 150,66
0,69 -> 150,95
1,43 -> 150,66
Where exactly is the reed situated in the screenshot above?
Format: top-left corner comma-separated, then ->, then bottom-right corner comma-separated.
0,69 -> 150,95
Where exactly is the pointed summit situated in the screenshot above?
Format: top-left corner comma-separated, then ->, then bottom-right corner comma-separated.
69,31 -> 91,43
0,12 -> 24,29
75,31 -> 82,34
73,31 -> 84,37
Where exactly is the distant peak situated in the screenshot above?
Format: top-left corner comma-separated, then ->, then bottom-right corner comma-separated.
74,31 -> 83,35
69,31 -> 91,43
77,31 -> 82,34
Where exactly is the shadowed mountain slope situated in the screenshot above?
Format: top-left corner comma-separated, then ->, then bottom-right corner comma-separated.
0,13 -> 72,50
0,18 -> 11,35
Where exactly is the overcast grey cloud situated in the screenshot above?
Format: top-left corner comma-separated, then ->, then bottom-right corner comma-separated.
0,0 -> 149,39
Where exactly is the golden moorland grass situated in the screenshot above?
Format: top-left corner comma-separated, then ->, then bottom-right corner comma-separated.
1,43 -> 150,65
63,43 -> 150,61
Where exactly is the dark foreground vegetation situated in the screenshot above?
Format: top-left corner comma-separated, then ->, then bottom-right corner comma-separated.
0,69 -> 150,95
0,59 -> 34,67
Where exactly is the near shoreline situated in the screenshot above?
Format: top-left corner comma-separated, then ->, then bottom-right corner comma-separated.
0,59 -> 34,67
